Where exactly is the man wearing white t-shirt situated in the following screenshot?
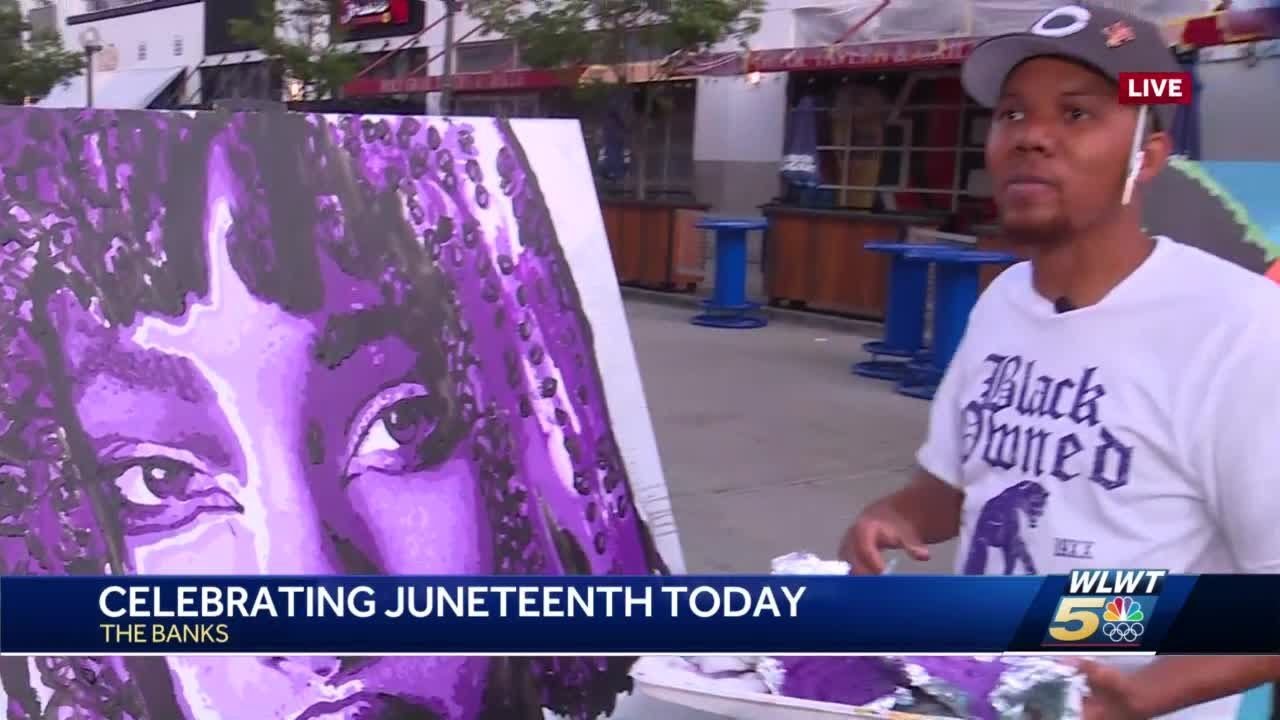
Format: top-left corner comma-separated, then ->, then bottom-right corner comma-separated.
839,4 -> 1280,719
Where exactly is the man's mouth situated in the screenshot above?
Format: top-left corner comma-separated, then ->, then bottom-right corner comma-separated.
1004,173 -> 1058,191
294,692 -> 444,720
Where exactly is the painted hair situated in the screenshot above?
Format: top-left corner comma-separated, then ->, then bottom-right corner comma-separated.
0,107 -> 667,719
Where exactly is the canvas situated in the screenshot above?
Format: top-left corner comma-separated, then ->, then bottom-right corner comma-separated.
0,106 -> 683,720
1144,158 -> 1280,280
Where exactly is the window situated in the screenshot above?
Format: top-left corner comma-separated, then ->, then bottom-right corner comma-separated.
173,35 -> 183,56
354,48 -> 429,81
794,70 -> 993,215
137,41 -> 147,61
582,81 -> 696,198
455,41 -> 517,74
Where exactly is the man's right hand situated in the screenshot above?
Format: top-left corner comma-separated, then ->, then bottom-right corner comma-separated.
839,509 -> 932,575
837,469 -> 963,574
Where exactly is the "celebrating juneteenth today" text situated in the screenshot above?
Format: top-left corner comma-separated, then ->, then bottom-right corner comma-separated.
99,584 -> 808,620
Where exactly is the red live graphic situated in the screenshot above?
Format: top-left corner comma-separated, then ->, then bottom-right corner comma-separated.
1117,72 -> 1194,105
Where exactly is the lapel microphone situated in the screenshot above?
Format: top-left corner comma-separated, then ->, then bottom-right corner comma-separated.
1054,296 -> 1076,314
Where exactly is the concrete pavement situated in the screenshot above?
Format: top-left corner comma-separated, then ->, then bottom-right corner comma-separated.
607,296 -> 958,719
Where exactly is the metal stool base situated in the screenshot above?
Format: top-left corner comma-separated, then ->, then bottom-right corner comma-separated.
852,360 -> 911,381
896,363 -> 942,401
862,340 -> 919,359
896,383 -> 939,400
691,313 -> 768,329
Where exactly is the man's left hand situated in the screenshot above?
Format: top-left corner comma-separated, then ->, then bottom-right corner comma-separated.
1074,659 -> 1145,720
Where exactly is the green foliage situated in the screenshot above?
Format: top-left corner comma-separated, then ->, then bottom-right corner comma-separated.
0,0 -> 86,105
468,0 -> 763,73
229,0 -> 364,100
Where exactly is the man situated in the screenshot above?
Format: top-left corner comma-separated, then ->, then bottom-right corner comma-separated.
839,4 -> 1280,719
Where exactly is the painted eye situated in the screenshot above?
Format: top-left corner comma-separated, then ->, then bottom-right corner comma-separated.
355,396 -> 439,455
113,458 -> 198,505
106,457 -> 241,536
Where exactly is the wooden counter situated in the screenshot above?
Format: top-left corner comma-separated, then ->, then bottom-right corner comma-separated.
760,205 -> 947,319
600,197 -> 709,291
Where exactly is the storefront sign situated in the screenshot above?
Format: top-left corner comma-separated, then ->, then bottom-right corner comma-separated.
667,37 -> 981,77
339,0 -> 409,28
748,37 -> 981,72
343,68 -> 576,96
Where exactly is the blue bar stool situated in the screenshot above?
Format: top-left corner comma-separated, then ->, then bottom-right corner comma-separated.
852,242 -> 957,381
692,218 -> 769,329
896,247 -> 1019,401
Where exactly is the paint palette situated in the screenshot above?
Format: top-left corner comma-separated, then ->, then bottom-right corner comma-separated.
630,656 -> 953,720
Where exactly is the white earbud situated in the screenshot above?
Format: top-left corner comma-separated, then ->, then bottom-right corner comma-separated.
1122,106 -> 1149,206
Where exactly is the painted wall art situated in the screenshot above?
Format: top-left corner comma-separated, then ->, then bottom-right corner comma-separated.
0,106 -> 683,719
1145,157 -> 1280,281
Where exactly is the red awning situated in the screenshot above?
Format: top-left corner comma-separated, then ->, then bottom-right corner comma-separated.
672,37 -> 981,76
1171,6 -> 1280,49
344,68 -> 577,97
341,7 -> 1280,99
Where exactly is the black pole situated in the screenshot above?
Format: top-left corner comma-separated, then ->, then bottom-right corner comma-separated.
441,0 -> 456,115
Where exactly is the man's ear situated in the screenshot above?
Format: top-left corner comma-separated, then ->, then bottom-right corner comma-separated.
1138,130 -> 1173,183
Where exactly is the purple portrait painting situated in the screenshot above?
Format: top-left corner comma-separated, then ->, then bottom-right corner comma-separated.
0,106 -> 682,719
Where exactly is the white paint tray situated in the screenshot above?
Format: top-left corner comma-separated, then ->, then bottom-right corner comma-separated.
630,656 -> 953,720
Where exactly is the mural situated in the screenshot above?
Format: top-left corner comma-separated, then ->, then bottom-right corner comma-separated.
0,107 -> 681,719
1144,157 -> 1280,281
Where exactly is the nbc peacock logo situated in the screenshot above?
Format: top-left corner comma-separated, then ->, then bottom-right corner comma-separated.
1103,596 -> 1144,623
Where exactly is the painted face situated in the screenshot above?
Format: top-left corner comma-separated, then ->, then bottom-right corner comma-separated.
0,109 -> 664,719
985,57 -> 1141,242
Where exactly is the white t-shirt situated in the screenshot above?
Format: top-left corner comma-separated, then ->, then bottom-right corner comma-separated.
917,236 -> 1280,720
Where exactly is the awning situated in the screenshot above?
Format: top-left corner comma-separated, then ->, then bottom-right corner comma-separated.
1169,5 -> 1280,49
38,66 -> 185,110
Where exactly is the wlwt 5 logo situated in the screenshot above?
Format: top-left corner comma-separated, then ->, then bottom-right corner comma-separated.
1043,569 -> 1167,648
1118,72 -> 1194,106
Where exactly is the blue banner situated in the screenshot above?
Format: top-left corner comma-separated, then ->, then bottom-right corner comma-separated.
0,573 -> 1264,655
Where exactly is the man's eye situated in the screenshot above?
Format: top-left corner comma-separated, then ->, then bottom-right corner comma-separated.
106,458 -> 241,536
998,109 -> 1024,122
1065,108 -> 1090,121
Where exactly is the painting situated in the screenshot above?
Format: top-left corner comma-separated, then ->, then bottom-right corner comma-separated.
0,107 -> 683,719
1145,157 -> 1280,281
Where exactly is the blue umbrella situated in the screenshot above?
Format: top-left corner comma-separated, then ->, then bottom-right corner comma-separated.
1172,52 -> 1202,160
781,95 -> 820,188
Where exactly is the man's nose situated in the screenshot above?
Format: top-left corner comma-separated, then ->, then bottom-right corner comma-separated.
1013,120 -> 1054,155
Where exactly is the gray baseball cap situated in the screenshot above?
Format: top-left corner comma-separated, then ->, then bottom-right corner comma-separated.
961,3 -> 1182,132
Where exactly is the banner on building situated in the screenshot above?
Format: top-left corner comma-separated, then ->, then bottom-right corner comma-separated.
339,0 -> 410,27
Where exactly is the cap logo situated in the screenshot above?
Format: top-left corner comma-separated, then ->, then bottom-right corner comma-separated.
1030,5 -> 1092,38
1103,21 -> 1137,48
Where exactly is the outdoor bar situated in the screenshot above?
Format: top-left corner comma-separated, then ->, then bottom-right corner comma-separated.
756,36 -> 998,319
588,68 -> 708,292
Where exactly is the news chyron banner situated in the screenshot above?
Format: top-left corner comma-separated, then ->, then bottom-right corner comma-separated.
0,572 -> 1274,655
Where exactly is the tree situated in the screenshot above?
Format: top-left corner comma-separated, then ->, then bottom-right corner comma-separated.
230,0 -> 364,101
0,0 -> 86,106
468,0 -> 764,198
